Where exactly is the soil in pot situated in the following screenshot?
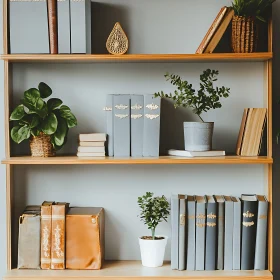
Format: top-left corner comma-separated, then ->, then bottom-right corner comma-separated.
141,236 -> 165,240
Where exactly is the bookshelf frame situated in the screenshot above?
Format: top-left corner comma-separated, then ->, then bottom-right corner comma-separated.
1,0 -> 274,278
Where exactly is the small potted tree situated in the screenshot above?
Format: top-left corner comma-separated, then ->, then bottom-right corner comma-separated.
155,69 -> 230,151
10,82 -> 77,157
138,192 -> 170,268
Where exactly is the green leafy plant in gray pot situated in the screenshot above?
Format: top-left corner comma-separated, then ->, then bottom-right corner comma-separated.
155,69 -> 230,151
10,82 -> 77,157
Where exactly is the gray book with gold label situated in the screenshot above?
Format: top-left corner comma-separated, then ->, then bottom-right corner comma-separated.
10,0 -> 49,54
232,196 -> 241,270
171,194 -> 179,270
105,94 -> 114,156
179,195 -> 187,271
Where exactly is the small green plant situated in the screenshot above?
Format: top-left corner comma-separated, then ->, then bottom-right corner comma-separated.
231,0 -> 275,22
154,69 -> 230,122
10,82 -> 77,150
138,192 -> 170,240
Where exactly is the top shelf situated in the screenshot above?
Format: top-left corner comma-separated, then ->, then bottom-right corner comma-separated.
0,53 -> 273,63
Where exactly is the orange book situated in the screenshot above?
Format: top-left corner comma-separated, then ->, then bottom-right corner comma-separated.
236,108 -> 249,155
51,202 -> 70,269
47,0 -> 58,54
196,6 -> 228,54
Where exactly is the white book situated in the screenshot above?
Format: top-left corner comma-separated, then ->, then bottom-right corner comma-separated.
77,152 -> 105,157
168,149 -> 225,157
79,141 -> 105,147
78,147 -> 105,153
79,134 -> 106,142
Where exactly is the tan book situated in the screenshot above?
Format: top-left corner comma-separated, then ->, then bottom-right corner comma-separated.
236,108 -> 249,155
79,133 -> 106,142
196,6 -> 228,54
204,8 -> 234,53
79,141 -> 105,147
77,152 -> 105,157
51,202 -> 70,269
78,146 -> 105,153
47,0 -> 58,54
41,201 -> 55,269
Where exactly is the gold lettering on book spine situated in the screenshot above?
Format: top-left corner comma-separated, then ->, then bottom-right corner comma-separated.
207,222 -> 216,227
243,221 -> 255,227
259,215 -> 267,219
243,211 -> 254,218
207,212 -> 216,219
146,103 -> 159,110
180,214 -> 186,225
188,215 -> 195,219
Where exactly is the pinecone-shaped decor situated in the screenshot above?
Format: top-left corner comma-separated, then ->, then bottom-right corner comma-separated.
106,22 -> 129,55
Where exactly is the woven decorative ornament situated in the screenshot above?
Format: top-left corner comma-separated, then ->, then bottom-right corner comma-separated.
106,22 -> 129,55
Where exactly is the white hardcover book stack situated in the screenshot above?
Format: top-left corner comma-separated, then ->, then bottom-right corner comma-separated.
77,134 -> 106,157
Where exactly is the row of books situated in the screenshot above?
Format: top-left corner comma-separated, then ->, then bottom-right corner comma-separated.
171,194 -> 268,271
77,133 -> 106,157
18,202 -> 104,270
10,0 -> 91,54
104,94 -> 161,157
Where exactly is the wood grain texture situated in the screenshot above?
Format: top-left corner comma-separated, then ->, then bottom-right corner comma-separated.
0,53 -> 273,63
3,261 -> 273,280
268,164 -> 273,273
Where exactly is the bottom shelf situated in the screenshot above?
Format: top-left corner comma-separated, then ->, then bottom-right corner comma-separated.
4,261 -> 273,280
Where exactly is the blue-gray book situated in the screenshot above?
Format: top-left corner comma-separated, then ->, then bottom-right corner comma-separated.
105,95 -> 114,156
179,195 -> 187,271
232,196 -> 241,270
171,194 -> 179,270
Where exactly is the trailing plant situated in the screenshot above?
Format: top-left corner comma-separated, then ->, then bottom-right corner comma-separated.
138,192 -> 170,240
154,69 -> 230,122
10,82 -> 77,150
231,0 -> 275,22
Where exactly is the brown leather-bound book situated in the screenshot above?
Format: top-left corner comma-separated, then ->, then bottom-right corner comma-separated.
47,0 -> 58,54
66,207 -> 105,270
51,202 -> 70,269
41,201 -> 55,269
236,108 -> 249,155
196,7 -> 228,54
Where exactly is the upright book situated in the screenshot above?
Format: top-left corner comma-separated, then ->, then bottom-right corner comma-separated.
236,108 -> 249,155
105,95 -> 114,156
47,0 -> 58,54
171,194 -> 179,270
232,196 -> 241,270
178,195 -> 187,271
224,196 -> 233,270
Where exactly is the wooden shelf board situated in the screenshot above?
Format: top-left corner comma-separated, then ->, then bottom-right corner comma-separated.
1,156 -> 273,165
4,261 -> 273,280
0,53 -> 273,63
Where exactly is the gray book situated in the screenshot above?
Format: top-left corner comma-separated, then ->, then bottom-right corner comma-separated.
143,95 -> 161,157
205,195 -> 217,271
131,95 -> 144,157
70,0 -> 91,54
232,196 -> 241,270
18,206 -> 41,269
215,195 -> 225,270
224,196 -> 234,270
105,95 -> 114,156
171,194 -> 179,270
57,0 -> 71,53
186,195 -> 196,271
195,195 -> 206,271
113,95 -> 130,157
179,195 -> 187,271
10,0 -> 49,54
254,195 -> 268,270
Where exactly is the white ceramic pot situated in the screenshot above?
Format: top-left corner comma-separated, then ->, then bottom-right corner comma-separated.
138,236 -> 168,267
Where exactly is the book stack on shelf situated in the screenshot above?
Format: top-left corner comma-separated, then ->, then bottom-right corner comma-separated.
77,134 -> 106,157
171,194 -> 268,271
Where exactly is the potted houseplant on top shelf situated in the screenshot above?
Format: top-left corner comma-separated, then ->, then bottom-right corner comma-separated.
138,192 -> 170,268
155,69 -> 230,151
231,0 -> 275,53
10,82 -> 77,157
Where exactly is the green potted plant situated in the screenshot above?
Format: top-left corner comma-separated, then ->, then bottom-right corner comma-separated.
138,192 -> 170,268
231,0 -> 275,53
155,69 -> 230,151
10,82 -> 77,157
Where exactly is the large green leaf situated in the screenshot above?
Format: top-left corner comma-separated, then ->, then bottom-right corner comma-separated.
31,127 -> 41,137
24,88 -> 41,106
11,126 -> 31,144
38,82 -> 52,98
51,135 -> 67,151
10,104 -> 25,121
23,97 -> 48,118
19,115 -> 40,128
53,118 -> 68,146
59,106 -> 77,128
47,98 -> 63,112
41,113 -> 58,135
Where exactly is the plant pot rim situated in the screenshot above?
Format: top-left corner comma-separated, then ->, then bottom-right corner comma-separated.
183,121 -> 214,124
139,235 -> 168,241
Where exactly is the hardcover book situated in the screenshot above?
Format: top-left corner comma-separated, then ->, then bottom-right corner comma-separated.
232,196 -> 241,270
79,134 -> 106,142
224,196 -> 233,270
179,195 -> 187,271
105,95 -> 114,156
77,152 -> 105,157
171,194 -> 179,270
236,108 -> 249,155
78,146 -> 105,153
47,0 -> 58,54
168,149 -> 225,157
79,142 -> 105,147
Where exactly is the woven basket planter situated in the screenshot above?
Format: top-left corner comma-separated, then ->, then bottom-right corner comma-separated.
231,16 -> 258,53
30,133 -> 55,157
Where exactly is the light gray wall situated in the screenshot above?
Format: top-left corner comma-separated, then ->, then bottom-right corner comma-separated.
0,0 -> 279,277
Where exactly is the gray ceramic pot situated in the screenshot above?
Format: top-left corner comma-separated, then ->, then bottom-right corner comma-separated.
183,122 -> 214,151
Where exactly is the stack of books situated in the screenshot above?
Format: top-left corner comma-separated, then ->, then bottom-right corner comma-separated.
171,194 -> 268,271
77,134 -> 106,157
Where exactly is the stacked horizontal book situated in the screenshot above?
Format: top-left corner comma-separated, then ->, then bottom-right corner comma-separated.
77,134 -> 106,157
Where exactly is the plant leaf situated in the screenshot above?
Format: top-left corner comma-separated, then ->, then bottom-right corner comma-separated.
47,98 -> 63,112
41,112 -> 58,135
38,82 -> 52,98
59,106 -> 77,128
10,104 -> 26,121
11,126 -> 31,144
31,127 -> 41,137
54,118 -> 68,146
20,114 -> 40,128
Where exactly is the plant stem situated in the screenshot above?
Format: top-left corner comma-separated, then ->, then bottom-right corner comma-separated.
151,228 -> 155,240
197,114 -> 204,122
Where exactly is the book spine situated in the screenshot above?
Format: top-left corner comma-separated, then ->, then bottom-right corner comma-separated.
224,199 -> 233,270
241,200 -> 258,270
143,95 -> 161,157
131,95 -> 144,157
41,206 -> 52,269
47,0 -> 58,54
233,198 -> 241,270
254,200 -> 268,270
186,201 -> 196,270
171,195 -> 179,270
178,197 -> 186,271
195,202 -> 206,271
57,0 -> 71,53
105,95 -> 114,156
216,201 -> 225,270
205,202 -> 217,270
51,205 -> 66,269
113,95 -> 131,157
